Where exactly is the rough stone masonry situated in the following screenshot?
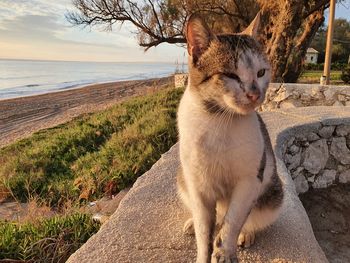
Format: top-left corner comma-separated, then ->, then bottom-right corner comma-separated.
284,123 -> 350,194
262,83 -> 350,111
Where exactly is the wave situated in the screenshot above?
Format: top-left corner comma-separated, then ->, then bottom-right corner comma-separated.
0,60 -> 185,99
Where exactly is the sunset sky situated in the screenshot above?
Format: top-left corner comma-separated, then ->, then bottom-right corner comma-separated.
0,0 -> 349,63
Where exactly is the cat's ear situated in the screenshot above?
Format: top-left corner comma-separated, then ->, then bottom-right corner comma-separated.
241,12 -> 261,37
186,14 -> 214,64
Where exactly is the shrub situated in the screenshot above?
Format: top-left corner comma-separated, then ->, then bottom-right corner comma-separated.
303,62 -> 347,71
341,65 -> 350,84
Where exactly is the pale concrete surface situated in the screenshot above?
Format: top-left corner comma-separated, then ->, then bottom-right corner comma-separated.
67,107 -> 350,263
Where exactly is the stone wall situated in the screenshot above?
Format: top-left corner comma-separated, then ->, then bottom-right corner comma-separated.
172,81 -> 350,109
282,123 -> 350,194
262,83 -> 350,111
68,108 -> 339,263
174,73 -> 188,88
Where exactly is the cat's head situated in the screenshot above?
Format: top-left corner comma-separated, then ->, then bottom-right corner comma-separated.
185,13 -> 270,115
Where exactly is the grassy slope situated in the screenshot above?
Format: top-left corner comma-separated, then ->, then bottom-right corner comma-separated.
298,70 -> 342,83
0,86 -> 183,261
0,86 -> 183,206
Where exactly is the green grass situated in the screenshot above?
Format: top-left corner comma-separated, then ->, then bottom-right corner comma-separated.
0,86 -> 183,263
0,213 -> 101,262
0,86 -> 184,207
298,70 -> 343,83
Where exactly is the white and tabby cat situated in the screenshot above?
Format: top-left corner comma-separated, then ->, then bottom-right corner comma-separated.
177,13 -> 284,263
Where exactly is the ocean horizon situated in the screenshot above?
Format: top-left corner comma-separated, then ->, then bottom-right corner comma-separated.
0,59 -> 187,100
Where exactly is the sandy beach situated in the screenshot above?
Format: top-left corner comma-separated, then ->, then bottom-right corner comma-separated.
0,77 -> 172,148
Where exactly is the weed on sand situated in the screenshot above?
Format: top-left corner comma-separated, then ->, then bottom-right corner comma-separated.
0,213 -> 100,262
0,87 -> 183,207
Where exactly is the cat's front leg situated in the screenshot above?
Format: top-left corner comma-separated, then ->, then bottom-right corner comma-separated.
190,189 -> 216,263
212,177 -> 260,263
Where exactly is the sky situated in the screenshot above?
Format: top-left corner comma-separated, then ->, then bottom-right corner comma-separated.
0,0 -> 349,63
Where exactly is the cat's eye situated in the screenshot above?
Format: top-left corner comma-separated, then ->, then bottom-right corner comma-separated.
223,73 -> 241,82
257,69 -> 265,78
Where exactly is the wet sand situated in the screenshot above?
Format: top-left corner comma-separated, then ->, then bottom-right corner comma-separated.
0,77 -> 172,148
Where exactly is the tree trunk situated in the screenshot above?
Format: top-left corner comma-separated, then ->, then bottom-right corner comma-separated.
283,10 -> 325,83
258,1 -> 304,82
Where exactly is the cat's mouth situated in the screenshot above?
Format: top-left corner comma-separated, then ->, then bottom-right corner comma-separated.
222,94 -> 261,115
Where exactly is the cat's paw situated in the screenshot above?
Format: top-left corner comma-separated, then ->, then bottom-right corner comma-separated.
183,218 -> 195,235
212,233 -> 238,263
237,231 -> 255,248
211,250 -> 238,263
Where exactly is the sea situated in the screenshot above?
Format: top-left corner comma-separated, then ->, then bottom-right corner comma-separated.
0,59 -> 186,100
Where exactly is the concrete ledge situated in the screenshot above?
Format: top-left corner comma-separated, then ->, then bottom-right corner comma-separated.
67,107 -> 350,263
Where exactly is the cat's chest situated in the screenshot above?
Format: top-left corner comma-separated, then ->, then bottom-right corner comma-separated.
197,114 -> 262,154
190,114 -> 264,184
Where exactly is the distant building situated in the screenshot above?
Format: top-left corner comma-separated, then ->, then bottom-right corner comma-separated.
305,48 -> 319,64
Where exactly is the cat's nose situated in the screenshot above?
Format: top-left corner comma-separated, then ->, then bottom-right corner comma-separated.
246,90 -> 260,102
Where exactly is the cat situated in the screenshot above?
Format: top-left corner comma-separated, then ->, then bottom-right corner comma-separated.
177,13 -> 284,263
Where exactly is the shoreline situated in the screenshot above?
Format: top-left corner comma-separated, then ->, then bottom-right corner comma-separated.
0,75 -> 174,101
0,76 -> 173,148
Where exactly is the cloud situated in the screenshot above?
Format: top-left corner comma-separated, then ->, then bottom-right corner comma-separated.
0,0 -> 71,21
0,0 -> 143,49
0,15 -> 62,39
0,14 -> 123,49
0,1 -> 185,62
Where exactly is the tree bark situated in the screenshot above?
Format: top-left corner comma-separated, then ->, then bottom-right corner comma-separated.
283,10 -> 325,83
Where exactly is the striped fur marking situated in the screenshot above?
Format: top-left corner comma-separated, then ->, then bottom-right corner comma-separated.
257,150 -> 266,182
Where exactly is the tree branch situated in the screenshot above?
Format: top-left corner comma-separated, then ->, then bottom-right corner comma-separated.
147,0 -> 164,37
140,36 -> 186,50
303,0 -> 330,18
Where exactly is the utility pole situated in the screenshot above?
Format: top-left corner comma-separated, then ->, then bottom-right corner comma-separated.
323,0 -> 336,85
